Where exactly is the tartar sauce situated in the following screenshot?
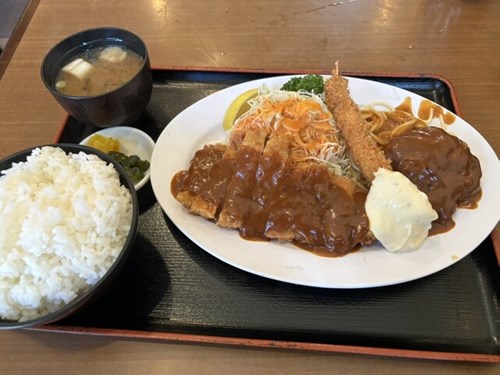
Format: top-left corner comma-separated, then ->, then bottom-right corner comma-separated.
365,168 -> 438,252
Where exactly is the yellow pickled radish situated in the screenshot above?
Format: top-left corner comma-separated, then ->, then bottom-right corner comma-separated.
222,88 -> 259,131
87,134 -> 120,153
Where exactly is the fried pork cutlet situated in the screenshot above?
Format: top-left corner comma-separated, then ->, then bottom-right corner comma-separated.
325,72 -> 392,183
189,144 -> 237,220
260,160 -> 372,255
170,75 -> 384,255
171,143 -> 227,210
171,129 -> 373,256
238,133 -> 291,239
217,127 -> 269,228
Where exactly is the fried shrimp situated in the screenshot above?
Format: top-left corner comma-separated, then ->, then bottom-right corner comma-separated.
325,65 -> 392,183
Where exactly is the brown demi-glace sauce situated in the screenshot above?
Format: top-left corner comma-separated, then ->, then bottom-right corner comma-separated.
171,143 -> 372,257
172,96 -> 481,256
384,126 -> 482,234
381,97 -> 481,234
239,160 -> 370,257
395,97 -> 456,125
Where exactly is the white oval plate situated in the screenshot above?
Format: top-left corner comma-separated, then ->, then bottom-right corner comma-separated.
151,75 -> 500,288
80,126 -> 155,190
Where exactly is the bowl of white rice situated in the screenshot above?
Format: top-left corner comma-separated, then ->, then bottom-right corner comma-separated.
0,144 -> 139,329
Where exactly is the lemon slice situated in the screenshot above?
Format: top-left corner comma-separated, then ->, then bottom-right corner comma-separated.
222,88 -> 259,131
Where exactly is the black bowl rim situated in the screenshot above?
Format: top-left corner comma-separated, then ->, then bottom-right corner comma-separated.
0,143 -> 139,329
40,26 -> 150,100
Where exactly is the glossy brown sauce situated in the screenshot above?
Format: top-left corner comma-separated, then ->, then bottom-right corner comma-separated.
394,97 -> 413,114
395,97 -> 456,125
172,97 -> 479,255
172,143 -> 371,257
418,99 -> 456,125
365,97 -> 457,146
171,144 -> 227,200
241,160 -> 370,257
384,126 -> 482,234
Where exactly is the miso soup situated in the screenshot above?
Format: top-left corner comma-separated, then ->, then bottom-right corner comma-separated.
55,45 -> 143,97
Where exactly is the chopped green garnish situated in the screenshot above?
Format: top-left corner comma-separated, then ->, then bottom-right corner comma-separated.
281,74 -> 325,94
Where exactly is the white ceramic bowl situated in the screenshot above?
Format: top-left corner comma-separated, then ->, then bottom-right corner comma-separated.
80,126 -> 155,190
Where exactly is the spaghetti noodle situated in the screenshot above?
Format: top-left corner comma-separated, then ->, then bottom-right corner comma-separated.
361,102 -> 428,146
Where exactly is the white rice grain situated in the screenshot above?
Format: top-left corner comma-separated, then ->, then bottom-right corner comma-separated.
0,146 -> 133,321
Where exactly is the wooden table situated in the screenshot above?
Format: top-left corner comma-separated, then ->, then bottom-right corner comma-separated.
0,1 -> 498,373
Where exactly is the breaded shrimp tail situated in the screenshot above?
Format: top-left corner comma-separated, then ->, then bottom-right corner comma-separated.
325,68 -> 392,183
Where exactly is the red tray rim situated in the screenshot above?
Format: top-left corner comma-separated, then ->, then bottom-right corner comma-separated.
30,325 -> 500,363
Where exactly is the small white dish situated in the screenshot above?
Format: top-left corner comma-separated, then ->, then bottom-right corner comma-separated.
80,126 -> 155,190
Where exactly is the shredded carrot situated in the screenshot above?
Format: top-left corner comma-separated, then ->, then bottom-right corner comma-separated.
230,90 -> 357,184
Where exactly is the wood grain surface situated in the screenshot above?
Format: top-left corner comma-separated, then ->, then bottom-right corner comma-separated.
0,0 -> 498,373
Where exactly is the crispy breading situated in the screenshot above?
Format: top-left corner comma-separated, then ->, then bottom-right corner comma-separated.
189,145 -> 237,219
264,162 -> 323,242
325,74 -> 392,182
263,161 -> 373,251
217,127 -> 269,228
171,79 -> 379,254
251,133 -> 290,204
171,143 -> 227,210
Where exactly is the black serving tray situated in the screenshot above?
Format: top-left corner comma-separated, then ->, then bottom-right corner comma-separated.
51,69 -> 499,361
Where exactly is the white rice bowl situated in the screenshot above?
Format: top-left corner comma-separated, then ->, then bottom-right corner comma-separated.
0,146 -> 134,322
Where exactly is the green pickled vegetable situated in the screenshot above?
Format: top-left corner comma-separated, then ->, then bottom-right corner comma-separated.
136,159 -> 150,171
108,151 -> 149,184
108,151 -> 127,164
127,166 -> 143,183
122,154 -> 140,168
